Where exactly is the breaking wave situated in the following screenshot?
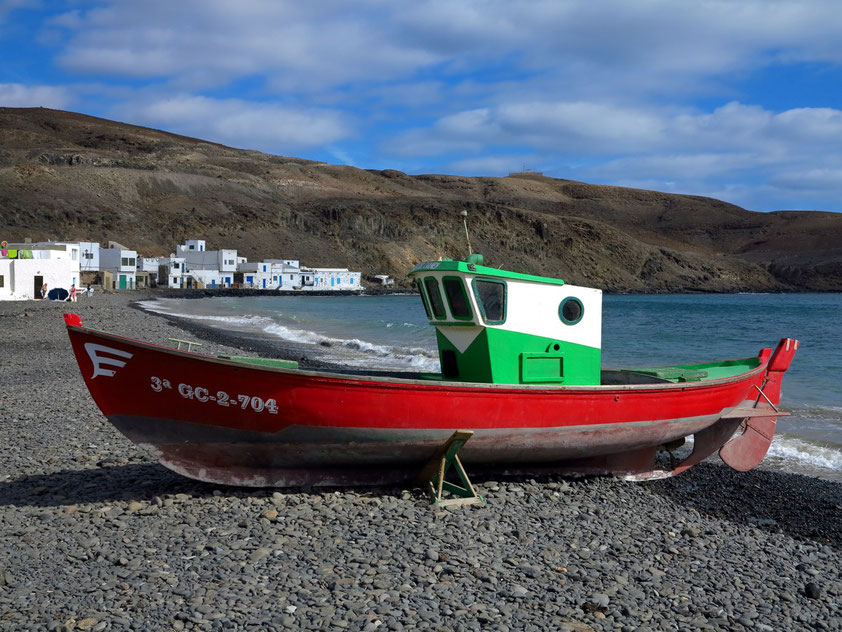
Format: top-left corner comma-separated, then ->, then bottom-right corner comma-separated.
261,322 -> 440,371
766,435 -> 842,475
138,298 -> 440,372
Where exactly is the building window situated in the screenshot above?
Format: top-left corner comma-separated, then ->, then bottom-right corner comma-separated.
84,252 -> 93,260
0,275 -> 4,288
189,245 -> 195,250
173,262 -> 179,269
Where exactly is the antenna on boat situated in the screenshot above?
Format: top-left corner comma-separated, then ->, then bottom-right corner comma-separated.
460,209 -> 473,255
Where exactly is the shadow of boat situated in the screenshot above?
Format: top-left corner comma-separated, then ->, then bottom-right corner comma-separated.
0,462 -> 413,508
644,462 -> 842,550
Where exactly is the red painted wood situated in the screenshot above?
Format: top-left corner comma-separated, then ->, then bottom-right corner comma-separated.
66,320 -> 788,434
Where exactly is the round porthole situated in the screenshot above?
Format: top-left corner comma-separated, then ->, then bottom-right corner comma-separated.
559,297 -> 584,325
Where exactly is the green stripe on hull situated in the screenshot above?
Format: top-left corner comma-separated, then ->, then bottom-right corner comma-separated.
435,327 -> 601,385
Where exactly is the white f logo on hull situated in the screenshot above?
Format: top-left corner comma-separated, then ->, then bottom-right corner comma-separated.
84,343 -> 133,379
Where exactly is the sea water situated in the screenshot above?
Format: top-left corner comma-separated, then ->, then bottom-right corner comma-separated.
139,293 -> 842,480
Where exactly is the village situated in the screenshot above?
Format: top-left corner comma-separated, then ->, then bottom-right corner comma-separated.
0,238 -> 368,300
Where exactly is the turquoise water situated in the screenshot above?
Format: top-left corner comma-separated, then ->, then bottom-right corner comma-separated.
141,293 -> 842,479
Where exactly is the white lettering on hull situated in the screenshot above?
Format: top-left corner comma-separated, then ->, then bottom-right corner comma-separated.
149,376 -> 279,415
85,343 -> 133,379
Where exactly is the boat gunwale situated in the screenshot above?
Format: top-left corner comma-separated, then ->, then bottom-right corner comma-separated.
66,322 -> 770,393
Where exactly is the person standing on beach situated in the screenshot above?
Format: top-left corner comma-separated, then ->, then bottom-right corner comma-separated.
69,284 -> 78,302
86,285 -> 93,298
41,283 -> 47,300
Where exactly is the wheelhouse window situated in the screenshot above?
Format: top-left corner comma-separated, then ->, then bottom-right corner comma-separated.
423,277 -> 446,319
415,279 -> 431,319
472,278 -> 506,324
443,277 -> 472,320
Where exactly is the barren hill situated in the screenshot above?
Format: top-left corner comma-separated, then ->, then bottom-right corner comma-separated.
1,106 -> 840,291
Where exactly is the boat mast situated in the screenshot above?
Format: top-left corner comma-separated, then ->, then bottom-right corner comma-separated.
461,209 -> 473,255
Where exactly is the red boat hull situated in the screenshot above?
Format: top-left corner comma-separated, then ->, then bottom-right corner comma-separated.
64,314 -> 798,486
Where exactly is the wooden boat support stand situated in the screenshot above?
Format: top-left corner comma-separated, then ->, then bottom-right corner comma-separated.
62,253 -> 800,496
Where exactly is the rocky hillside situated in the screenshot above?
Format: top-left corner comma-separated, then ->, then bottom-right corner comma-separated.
1,107 -> 841,291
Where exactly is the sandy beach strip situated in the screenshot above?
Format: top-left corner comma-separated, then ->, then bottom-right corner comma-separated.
1,290 -> 841,631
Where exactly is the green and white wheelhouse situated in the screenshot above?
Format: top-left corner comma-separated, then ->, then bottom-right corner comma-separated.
409,254 -> 602,385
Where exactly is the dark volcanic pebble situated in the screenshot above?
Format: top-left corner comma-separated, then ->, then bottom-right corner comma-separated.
1,291 -> 841,631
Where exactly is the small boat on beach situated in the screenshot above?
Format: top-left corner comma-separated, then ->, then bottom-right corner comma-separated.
64,253 -> 798,487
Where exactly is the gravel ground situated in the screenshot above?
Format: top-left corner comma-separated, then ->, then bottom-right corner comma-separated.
1,292 -> 841,632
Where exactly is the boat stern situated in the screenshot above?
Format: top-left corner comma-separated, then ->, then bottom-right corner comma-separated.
717,338 -> 799,471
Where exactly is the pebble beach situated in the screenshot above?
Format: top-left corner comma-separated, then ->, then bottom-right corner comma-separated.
1,292 -> 841,632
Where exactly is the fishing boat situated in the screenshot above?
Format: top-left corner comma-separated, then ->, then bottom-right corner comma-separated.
64,253 -> 797,487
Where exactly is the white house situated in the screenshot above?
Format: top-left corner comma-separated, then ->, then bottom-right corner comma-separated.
100,242 -> 137,290
237,261 -> 271,288
176,240 -> 237,289
300,267 -> 361,291
179,239 -> 207,253
239,259 -> 303,289
12,241 -> 82,285
137,255 -> 186,288
79,241 -> 100,275
0,243 -> 81,300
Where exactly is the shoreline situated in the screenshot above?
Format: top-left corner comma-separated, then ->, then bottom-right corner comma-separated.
130,298 -> 342,371
1,291 -> 841,630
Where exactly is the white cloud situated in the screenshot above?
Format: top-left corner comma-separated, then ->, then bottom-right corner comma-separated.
49,0 -> 842,96
0,0 -> 37,21
388,99 -> 842,210
447,154 -> 538,176
19,0 -> 842,211
54,1 -> 439,90
394,100 -> 842,159
112,95 -> 351,152
0,83 -> 73,108
770,167 -> 842,191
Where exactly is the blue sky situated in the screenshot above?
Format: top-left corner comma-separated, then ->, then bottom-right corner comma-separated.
2,0 -> 842,212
